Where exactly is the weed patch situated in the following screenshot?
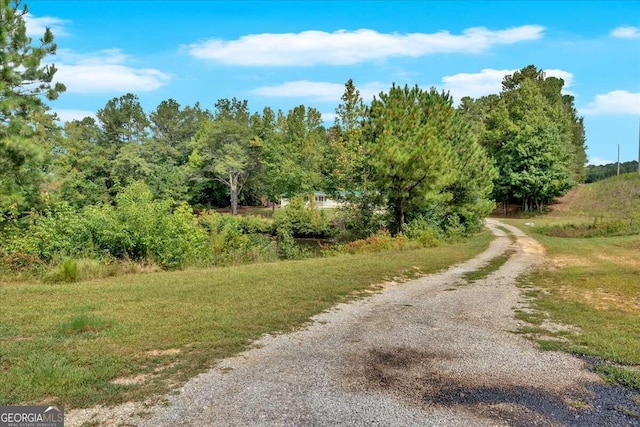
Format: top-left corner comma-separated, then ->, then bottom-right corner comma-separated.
57,314 -> 112,335
463,250 -> 514,282
595,364 -> 640,393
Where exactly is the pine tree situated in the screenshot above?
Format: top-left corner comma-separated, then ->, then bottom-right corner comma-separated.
1,0 -> 66,218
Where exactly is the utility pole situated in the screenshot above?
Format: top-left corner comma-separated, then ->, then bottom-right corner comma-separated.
618,144 -> 620,176
638,117 -> 640,174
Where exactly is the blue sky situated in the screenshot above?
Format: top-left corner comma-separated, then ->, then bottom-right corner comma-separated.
25,0 -> 640,164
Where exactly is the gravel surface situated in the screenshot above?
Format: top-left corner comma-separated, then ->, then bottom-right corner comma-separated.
67,219 -> 640,426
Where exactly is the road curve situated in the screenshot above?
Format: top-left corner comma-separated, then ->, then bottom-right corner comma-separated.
68,219 -> 640,426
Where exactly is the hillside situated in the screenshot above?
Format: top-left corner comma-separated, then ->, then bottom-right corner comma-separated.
550,173 -> 640,220
586,160 -> 639,183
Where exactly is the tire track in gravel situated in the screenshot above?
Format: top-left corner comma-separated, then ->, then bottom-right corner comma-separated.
67,219 -> 640,426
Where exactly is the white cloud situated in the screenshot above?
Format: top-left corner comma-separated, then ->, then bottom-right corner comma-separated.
588,157 -> 615,166
251,81 -> 345,101
441,68 -> 513,101
54,109 -> 96,123
24,13 -> 69,37
580,90 -> 640,115
250,80 -> 387,102
440,68 -> 574,102
545,69 -> 574,88
321,113 -> 337,123
53,49 -> 172,93
186,26 -> 544,66
610,26 -> 640,39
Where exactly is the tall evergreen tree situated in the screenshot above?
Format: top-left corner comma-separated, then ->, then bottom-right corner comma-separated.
0,0 -> 66,218
366,84 -> 458,232
96,93 -> 149,145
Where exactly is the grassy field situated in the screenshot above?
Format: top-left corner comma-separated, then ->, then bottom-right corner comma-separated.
0,232 -> 491,408
503,173 -> 640,391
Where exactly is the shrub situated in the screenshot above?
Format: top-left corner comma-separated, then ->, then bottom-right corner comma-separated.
276,227 -> 312,260
273,196 -> 333,238
0,252 -> 45,274
3,182 -> 209,270
83,183 -> 208,269
324,230 -> 419,255
43,258 -> 79,283
402,217 -> 443,247
2,202 -> 91,261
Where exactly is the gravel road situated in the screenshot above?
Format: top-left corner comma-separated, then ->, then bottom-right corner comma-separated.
67,219 -> 640,426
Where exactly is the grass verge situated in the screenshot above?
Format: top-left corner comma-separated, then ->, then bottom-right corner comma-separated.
463,249 -> 515,282
506,218 -> 640,392
0,231 -> 491,408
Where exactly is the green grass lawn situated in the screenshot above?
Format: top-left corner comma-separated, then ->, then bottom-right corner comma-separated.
504,217 -> 640,391
498,175 -> 640,391
0,232 -> 491,408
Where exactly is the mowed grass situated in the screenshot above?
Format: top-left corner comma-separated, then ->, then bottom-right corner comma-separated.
502,175 -> 640,391
0,232 -> 491,408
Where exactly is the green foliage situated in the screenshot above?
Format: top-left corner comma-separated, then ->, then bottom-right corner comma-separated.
332,193 -> 388,241
96,93 -> 149,144
258,105 -> 331,206
325,230 -> 418,255
276,227 -> 311,260
4,182 -> 208,269
0,0 -> 66,215
43,258 -> 79,283
191,101 -> 260,215
86,182 -> 208,268
328,79 -> 368,193
478,66 -> 584,210
2,202 -> 89,260
198,212 -> 277,265
586,161 -> 638,183
273,196 -> 333,238
595,364 -> 640,393
366,84 -> 458,233
402,216 -> 444,247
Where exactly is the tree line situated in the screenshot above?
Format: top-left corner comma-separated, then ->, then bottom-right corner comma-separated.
586,161 -> 639,183
1,0 -> 587,256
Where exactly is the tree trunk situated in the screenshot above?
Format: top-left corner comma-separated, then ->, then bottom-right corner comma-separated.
230,173 -> 238,215
397,197 -> 406,234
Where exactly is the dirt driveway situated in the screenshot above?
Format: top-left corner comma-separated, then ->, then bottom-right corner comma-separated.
68,219 -> 640,426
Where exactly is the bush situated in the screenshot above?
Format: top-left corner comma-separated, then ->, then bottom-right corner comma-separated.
0,252 -> 45,279
82,183 -> 209,269
402,217 -> 443,247
332,193 -> 388,241
43,258 -> 79,283
276,227 -> 312,260
197,212 -> 278,266
3,183 -> 209,270
324,230 -> 419,255
273,196 -> 333,238
2,202 -> 90,261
